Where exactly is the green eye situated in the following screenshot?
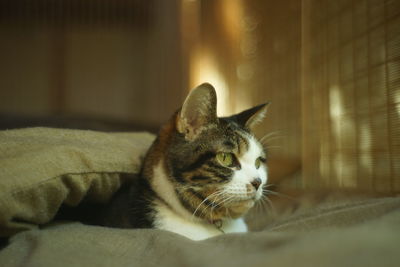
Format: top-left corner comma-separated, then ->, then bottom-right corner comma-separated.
255,157 -> 265,169
216,152 -> 234,167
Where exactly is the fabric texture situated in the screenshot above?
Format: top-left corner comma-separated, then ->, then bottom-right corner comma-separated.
0,197 -> 399,267
0,127 -> 154,236
0,127 -> 400,267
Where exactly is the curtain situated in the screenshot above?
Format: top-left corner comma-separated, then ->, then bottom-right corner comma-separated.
301,0 -> 400,192
194,0 -> 400,193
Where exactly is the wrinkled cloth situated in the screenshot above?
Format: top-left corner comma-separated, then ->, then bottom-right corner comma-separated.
1,197 -> 399,267
0,127 -> 399,267
0,127 -> 154,236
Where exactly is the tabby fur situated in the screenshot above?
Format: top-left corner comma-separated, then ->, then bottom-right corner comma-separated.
105,83 -> 269,240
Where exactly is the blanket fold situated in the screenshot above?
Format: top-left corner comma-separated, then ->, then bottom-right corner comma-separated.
1,127 -> 400,267
0,127 -> 154,236
1,198 -> 400,267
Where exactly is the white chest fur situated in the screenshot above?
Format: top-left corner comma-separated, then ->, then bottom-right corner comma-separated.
154,200 -> 248,240
150,161 -> 248,240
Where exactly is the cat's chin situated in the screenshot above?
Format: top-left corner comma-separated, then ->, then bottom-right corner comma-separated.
198,198 -> 255,221
224,199 -> 255,218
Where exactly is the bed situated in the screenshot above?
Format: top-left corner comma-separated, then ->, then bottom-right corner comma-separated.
0,127 -> 399,266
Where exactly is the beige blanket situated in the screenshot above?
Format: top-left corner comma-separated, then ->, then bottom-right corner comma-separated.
0,127 -> 154,236
0,128 -> 399,266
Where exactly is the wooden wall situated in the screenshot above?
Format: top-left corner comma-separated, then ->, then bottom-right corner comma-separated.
0,0 -> 186,128
301,0 -> 400,192
1,0 -> 399,193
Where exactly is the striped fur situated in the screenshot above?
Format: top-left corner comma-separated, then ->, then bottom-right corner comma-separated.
106,83 -> 269,240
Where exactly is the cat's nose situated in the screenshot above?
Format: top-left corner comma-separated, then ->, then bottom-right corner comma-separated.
250,178 -> 262,190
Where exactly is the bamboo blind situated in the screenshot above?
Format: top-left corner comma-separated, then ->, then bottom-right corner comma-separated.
301,0 -> 400,192
196,0 -> 399,193
1,0 -> 399,193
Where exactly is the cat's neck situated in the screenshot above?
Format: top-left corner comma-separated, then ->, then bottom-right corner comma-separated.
150,159 -> 199,223
141,112 -> 178,182
140,114 -> 201,223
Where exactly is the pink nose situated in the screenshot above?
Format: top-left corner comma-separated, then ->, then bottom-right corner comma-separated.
251,178 -> 262,190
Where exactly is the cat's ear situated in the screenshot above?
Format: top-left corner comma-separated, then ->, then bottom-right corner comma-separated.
177,83 -> 218,140
231,103 -> 269,129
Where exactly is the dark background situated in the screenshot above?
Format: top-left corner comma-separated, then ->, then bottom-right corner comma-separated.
0,0 -> 399,193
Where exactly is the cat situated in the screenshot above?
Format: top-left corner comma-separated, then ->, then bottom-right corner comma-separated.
103,83 -> 269,240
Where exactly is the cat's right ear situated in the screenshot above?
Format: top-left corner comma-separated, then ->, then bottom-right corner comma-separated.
177,83 -> 218,140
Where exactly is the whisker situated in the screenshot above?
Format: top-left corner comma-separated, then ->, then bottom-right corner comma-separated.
263,183 -> 276,189
195,189 -> 232,220
253,191 -> 277,217
208,191 -> 232,221
210,193 -> 234,211
191,190 -> 223,221
259,131 -> 281,144
263,189 -> 295,201
201,191 -> 227,219
254,197 -> 264,214
261,137 -> 283,145
262,195 -> 276,214
263,145 -> 282,149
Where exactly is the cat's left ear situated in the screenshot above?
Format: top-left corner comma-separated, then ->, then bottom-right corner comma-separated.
177,83 -> 218,140
230,103 -> 269,129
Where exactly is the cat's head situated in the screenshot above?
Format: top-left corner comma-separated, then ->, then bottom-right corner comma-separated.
154,83 -> 269,222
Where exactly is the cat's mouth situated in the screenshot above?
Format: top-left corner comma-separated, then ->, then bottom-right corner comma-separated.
230,196 -> 257,203
224,198 -> 255,218
195,194 -> 257,221
230,191 -> 261,203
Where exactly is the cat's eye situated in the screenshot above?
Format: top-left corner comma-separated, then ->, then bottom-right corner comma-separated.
216,152 -> 235,167
255,157 -> 266,169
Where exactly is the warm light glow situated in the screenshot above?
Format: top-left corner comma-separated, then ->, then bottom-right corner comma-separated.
329,86 -> 343,155
236,63 -> 254,81
329,86 -> 343,118
219,0 -> 244,44
359,124 -> 373,173
233,92 -> 251,114
240,35 -> 258,58
329,86 -> 357,187
187,0 -> 249,116
395,90 -> 400,115
190,48 -> 230,116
